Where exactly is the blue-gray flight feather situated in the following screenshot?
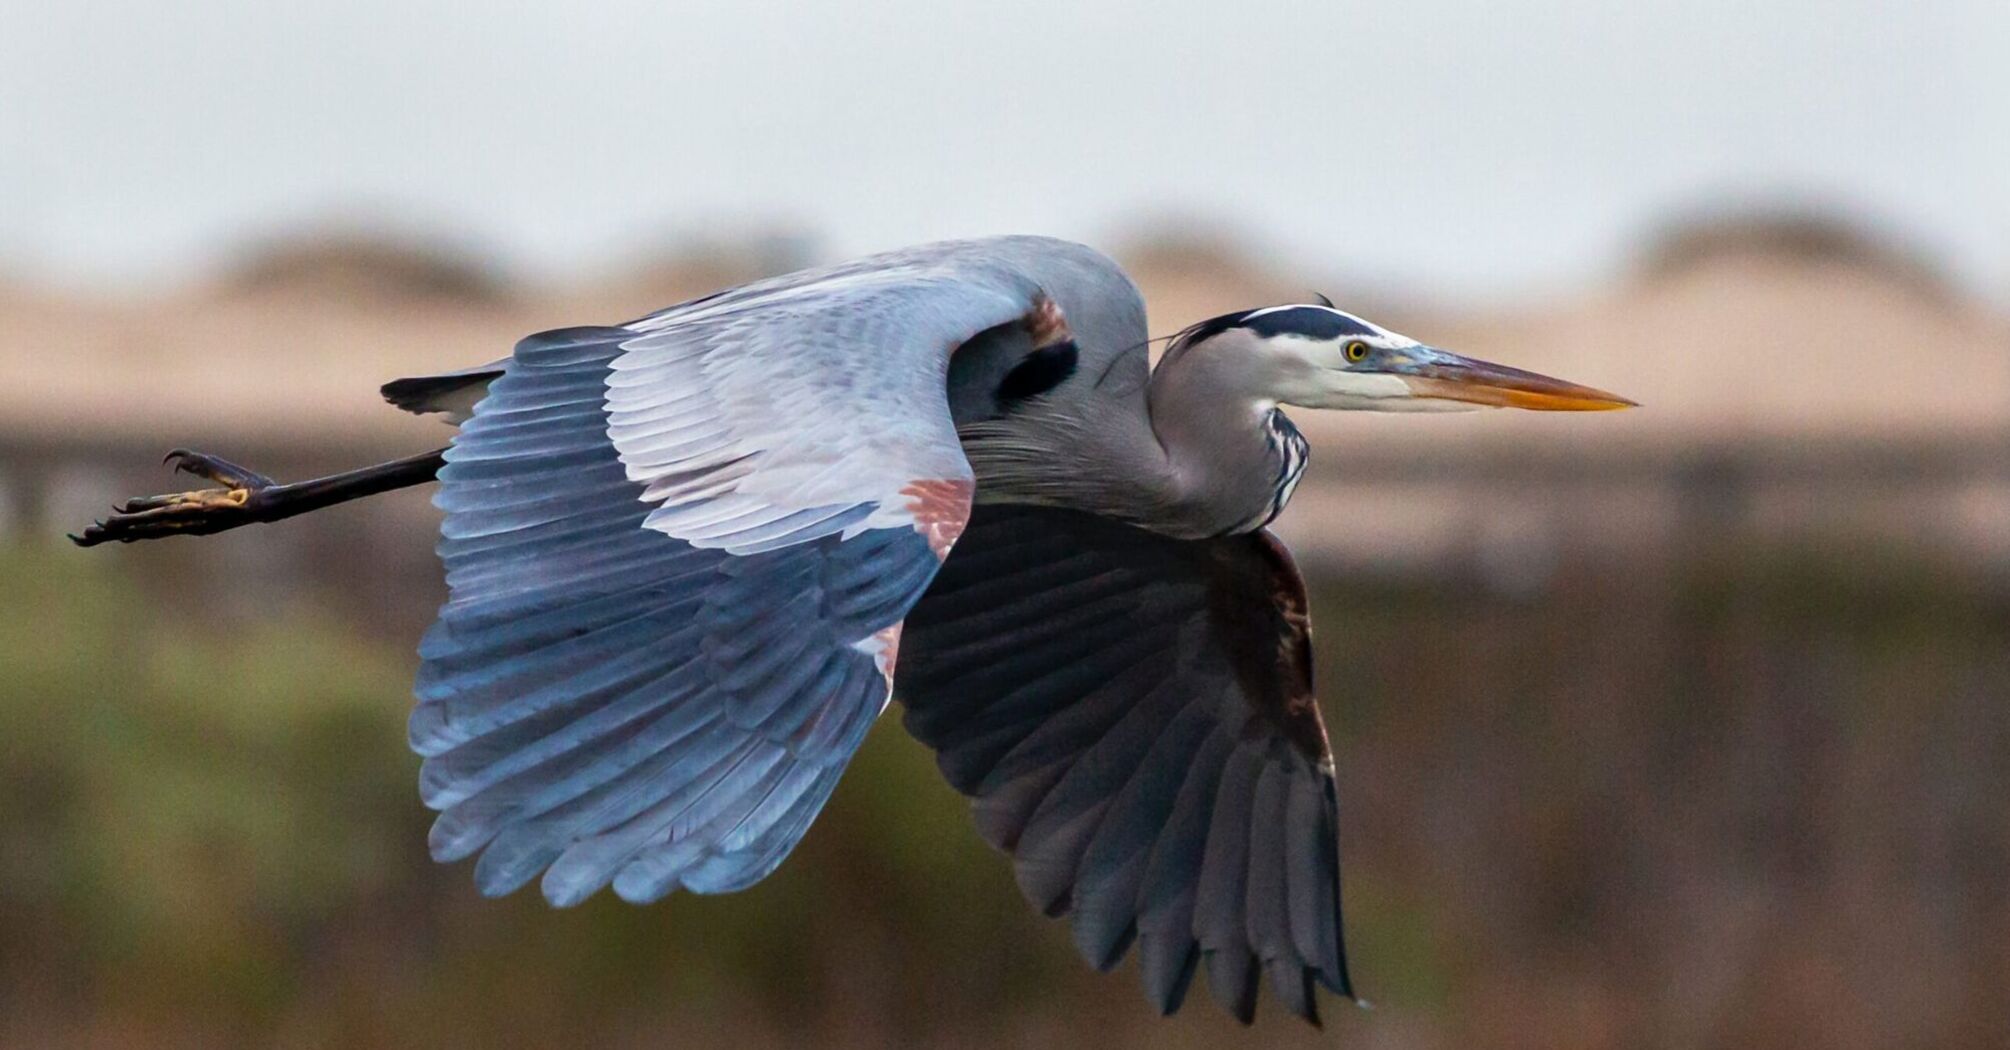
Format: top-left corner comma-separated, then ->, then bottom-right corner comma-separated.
414,326 -> 938,907
408,237 -> 1152,905
896,503 -> 1355,1025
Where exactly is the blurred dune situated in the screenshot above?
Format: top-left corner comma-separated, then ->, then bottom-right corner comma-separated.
3,211 -> 2004,452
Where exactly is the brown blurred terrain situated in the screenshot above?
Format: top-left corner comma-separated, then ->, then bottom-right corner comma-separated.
1,213 -> 2007,1049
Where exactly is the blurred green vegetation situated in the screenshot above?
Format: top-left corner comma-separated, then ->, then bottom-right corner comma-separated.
2,540 -> 2006,1049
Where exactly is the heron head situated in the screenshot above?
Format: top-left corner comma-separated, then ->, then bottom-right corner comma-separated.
1169,303 -> 1635,413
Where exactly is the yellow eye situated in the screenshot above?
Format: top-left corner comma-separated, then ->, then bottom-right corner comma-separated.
1344,341 -> 1370,363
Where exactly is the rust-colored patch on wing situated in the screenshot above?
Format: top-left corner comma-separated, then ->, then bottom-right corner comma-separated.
1210,529 -> 1334,768
871,622 -> 903,683
1257,531 -> 1332,765
1023,295 -> 1073,348
900,478 -> 974,560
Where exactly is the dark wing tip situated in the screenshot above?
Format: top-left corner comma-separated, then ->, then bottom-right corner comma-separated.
380,369 -> 505,415
1269,958 -> 1321,1027
1074,917 -> 1138,973
1138,933 -> 1200,1015
1204,949 -> 1260,1025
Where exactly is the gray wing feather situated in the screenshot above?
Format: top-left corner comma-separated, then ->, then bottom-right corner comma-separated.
412,237 -> 1149,906
896,504 -> 1355,1026
606,236 -> 1138,554
414,327 -> 939,906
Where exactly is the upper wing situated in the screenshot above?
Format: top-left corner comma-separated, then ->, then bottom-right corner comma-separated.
414,238 -> 1114,906
895,504 -> 1356,1026
605,237 -> 1102,554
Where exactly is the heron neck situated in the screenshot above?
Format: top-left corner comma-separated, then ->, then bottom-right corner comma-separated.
1144,348 -> 1305,537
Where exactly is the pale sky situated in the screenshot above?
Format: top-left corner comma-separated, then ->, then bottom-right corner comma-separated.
4,0 -> 2007,299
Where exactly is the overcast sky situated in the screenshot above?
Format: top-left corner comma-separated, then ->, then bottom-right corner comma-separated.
4,0 -> 2006,299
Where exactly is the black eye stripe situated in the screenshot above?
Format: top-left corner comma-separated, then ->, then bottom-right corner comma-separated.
1240,306 -> 1379,341
1167,304 -> 1384,360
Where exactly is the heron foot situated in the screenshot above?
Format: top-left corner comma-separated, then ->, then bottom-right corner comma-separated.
70,449 -> 280,547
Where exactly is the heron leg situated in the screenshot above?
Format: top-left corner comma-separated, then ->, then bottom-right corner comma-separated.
70,447 -> 447,547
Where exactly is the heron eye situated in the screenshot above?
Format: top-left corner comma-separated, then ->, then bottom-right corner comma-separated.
1344,341 -> 1370,363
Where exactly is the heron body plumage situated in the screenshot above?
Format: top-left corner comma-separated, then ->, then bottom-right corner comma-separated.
76,234 -> 1634,1026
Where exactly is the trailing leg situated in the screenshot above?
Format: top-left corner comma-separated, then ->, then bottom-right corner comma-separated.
71,447 -> 447,547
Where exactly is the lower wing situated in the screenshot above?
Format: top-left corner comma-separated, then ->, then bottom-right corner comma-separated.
896,504 -> 1356,1026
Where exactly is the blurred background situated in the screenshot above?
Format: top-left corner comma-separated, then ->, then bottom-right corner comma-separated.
3,2 -> 2008,1048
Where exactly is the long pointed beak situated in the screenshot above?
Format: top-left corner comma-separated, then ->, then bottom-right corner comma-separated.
1397,348 -> 1637,411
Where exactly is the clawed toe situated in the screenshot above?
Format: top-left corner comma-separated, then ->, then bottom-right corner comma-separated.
117,488 -> 250,514
164,449 -> 274,491
71,449 -> 273,547
71,495 -> 255,546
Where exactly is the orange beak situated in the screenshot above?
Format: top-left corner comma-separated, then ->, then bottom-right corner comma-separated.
1397,349 -> 1637,411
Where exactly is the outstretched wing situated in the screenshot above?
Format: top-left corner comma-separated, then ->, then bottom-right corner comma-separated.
896,504 -> 1355,1026
414,238 -> 1113,906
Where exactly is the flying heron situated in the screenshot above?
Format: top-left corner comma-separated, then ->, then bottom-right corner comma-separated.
73,236 -> 1633,1025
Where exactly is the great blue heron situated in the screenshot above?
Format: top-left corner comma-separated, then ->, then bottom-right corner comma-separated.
73,236 -> 1632,1025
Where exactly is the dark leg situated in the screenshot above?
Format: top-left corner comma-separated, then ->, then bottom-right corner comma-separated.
70,447 -> 448,547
